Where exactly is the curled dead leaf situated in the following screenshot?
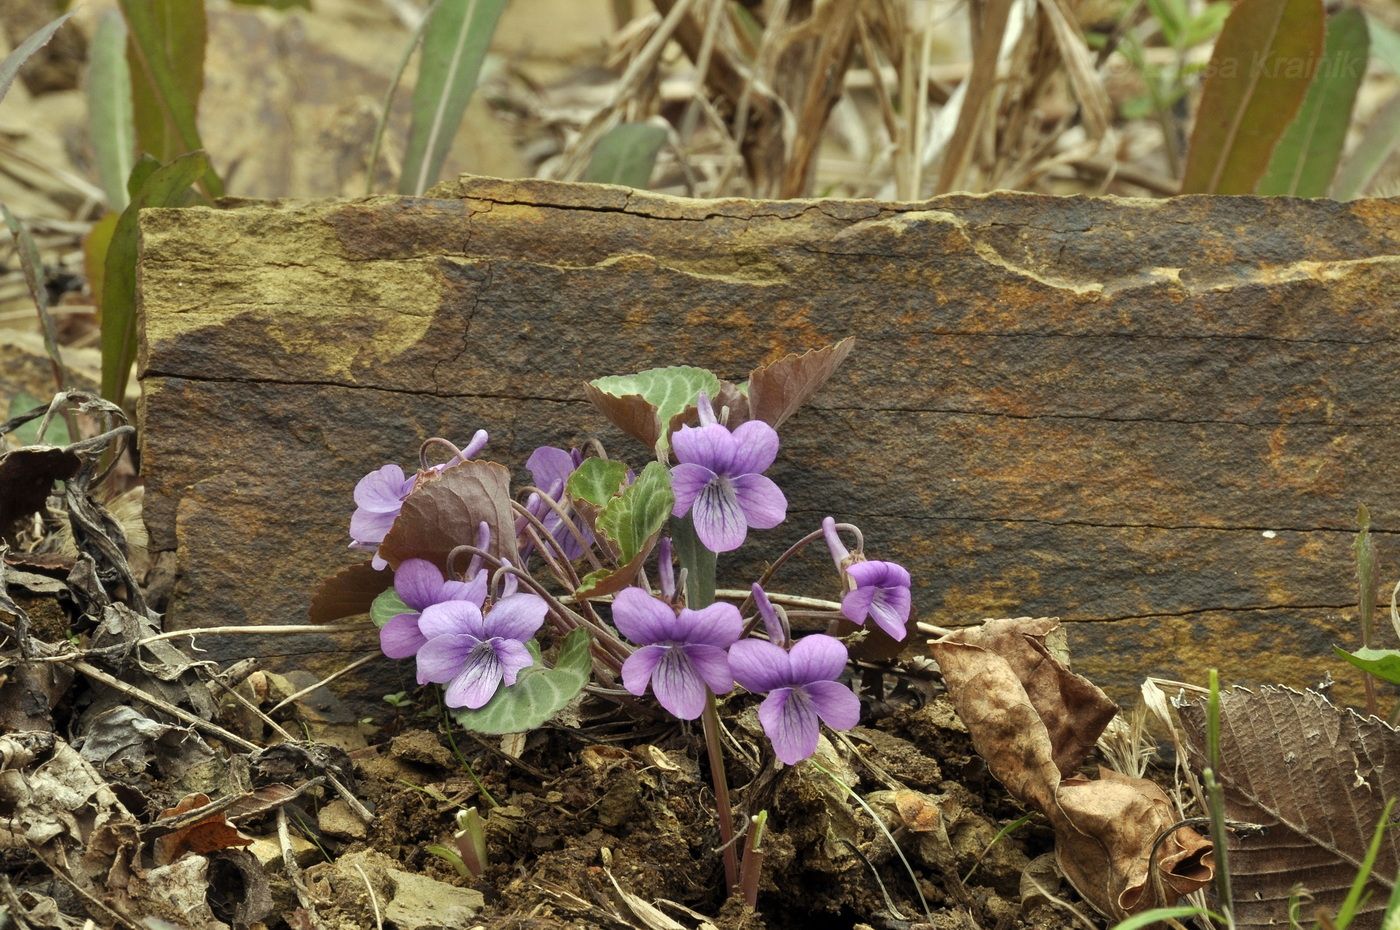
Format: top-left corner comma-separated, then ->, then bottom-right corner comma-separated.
154,793 -> 255,866
930,617 -> 1213,918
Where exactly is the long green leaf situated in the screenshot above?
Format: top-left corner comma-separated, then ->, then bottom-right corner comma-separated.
1336,799 -> 1396,930
1257,10 -> 1368,197
0,12 -> 72,106
1180,0 -> 1325,194
88,11 -> 136,211
100,151 -> 211,404
1335,646 -> 1400,686
583,122 -> 667,188
399,0 -> 507,195
119,0 -> 223,198
451,628 -> 592,735
1332,91 -> 1400,200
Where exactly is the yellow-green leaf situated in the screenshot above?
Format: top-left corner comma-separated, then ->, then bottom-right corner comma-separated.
1257,10 -> 1369,197
1181,0 -> 1325,194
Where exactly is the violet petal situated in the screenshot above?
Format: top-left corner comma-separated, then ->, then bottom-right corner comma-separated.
493,637 -> 534,686
731,473 -> 787,529
416,633 -> 479,684
691,479 -> 748,552
418,600 -> 487,640
482,592 -> 547,642
758,688 -> 820,765
788,634 -> 848,684
379,614 -> 426,659
622,644 -> 667,696
394,558 -> 446,611
354,464 -> 409,512
803,679 -> 861,731
728,420 -> 780,475
672,424 -> 736,474
669,463 -> 716,518
683,643 -> 734,695
680,602 -> 743,648
728,639 -> 792,693
444,642 -> 505,709
612,588 -> 678,646
650,647 -> 708,720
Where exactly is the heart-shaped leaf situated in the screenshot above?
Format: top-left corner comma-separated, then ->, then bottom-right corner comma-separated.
308,561 -> 393,623
567,458 -> 629,508
596,462 -> 673,564
451,628 -> 592,735
378,459 -> 518,571
370,588 -> 411,628
747,337 -> 855,428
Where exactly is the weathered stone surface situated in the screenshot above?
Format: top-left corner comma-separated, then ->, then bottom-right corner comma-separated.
137,177 -> 1400,702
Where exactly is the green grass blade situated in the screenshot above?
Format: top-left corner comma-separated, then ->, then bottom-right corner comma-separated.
1110,906 -> 1226,930
1256,10 -> 1369,197
88,11 -> 136,211
119,0 -> 223,198
1,204 -> 69,391
1180,0 -> 1324,194
1335,798 -> 1396,930
0,12 -> 72,106
583,122 -> 668,188
399,0 -> 507,195
100,151 -> 211,404
365,0 -> 436,195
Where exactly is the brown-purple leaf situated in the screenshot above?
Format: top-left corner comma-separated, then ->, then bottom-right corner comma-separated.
308,561 -> 392,624
747,336 -> 855,428
582,383 -> 662,450
377,459 -> 519,572
1178,686 -> 1400,930
0,447 -> 80,536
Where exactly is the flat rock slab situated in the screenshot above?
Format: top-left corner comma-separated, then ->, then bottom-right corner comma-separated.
137,177 -> 1400,702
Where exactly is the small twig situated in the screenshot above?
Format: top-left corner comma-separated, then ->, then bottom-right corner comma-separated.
268,653 -> 379,713
353,862 -> 384,930
279,808 -> 327,929
138,623 -> 368,647
70,659 -> 260,752
33,855 -> 142,930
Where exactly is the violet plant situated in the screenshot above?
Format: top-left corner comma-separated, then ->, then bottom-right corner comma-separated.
318,336 -> 916,899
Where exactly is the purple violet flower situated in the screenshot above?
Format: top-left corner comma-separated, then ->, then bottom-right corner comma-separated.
414,593 -> 547,709
728,635 -> 859,765
670,395 -> 787,553
822,516 -> 912,641
614,587 -> 742,720
379,558 -> 488,662
350,431 -> 489,568
525,446 -> 592,560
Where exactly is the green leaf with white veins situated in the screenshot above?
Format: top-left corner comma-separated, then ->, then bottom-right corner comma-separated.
370,588 -> 411,628
451,628 -> 592,734
596,462 -> 673,564
585,365 -> 721,456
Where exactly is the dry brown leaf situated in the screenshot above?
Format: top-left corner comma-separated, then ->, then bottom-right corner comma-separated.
153,793 -> 254,866
1178,686 -> 1400,930
930,617 -> 1213,918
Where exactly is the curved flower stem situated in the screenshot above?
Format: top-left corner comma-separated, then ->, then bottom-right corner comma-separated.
702,691 -> 740,893
419,436 -> 464,469
733,522 -> 863,627
516,515 -> 578,591
517,485 -> 604,572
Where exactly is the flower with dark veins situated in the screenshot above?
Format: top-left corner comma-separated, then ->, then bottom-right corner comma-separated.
414,593 -> 547,709
614,587 -> 741,719
378,558 -> 487,664
670,395 -> 786,553
728,634 -> 859,765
